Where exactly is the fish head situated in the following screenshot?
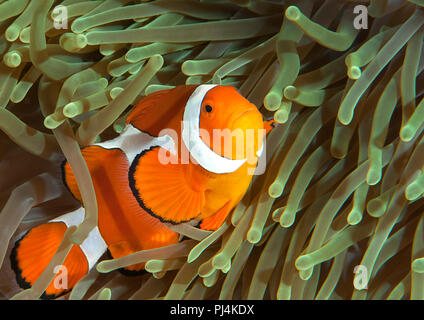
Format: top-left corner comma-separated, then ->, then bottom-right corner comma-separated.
197,85 -> 266,166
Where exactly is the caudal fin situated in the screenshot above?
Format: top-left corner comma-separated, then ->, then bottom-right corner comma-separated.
10,222 -> 88,299
10,208 -> 107,299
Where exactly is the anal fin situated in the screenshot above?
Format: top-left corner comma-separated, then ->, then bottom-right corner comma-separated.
107,241 -> 146,276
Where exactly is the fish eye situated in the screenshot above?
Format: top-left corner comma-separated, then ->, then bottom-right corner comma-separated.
205,105 -> 213,113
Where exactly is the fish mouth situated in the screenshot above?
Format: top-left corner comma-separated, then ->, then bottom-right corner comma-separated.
229,107 -> 261,128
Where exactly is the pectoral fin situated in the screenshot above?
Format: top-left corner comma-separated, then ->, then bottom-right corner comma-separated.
200,201 -> 233,231
129,146 -> 206,224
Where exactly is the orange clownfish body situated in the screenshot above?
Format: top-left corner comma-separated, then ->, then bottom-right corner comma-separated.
10,85 -> 274,298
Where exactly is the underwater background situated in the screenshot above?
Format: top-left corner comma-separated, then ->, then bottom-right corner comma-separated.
0,0 -> 424,300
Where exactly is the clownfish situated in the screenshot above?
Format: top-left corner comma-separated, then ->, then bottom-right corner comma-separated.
10,84 -> 275,299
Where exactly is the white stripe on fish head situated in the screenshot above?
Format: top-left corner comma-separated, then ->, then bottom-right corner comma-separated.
182,84 -> 248,174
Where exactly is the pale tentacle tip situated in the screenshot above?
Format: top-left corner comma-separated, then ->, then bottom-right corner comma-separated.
295,255 -> 313,271
246,228 -> 262,244
337,111 -> 353,126
97,288 -> 112,300
348,66 -> 361,79
264,91 -> 282,112
405,182 -> 422,201
268,182 -> 283,198
399,125 -> 414,142
280,211 -> 295,228
285,6 -> 301,21
283,86 -> 298,100
3,51 -> 21,68
5,26 -> 20,42
212,253 -> 228,270
150,54 -> 164,70
366,169 -> 381,186
347,210 -> 362,225
274,109 -> 289,124
96,261 -> 109,274
63,102 -> 79,118
43,115 -> 63,130
299,268 -> 313,280
366,199 -> 385,218
412,258 -> 424,273
330,146 -> 347,159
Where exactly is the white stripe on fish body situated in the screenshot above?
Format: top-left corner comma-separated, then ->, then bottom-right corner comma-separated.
95,124 -> 177,164
50,206 -> 85,226
50,207 -> 107,270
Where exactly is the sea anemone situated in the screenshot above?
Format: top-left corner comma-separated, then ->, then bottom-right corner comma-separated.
0,0 -> 424,300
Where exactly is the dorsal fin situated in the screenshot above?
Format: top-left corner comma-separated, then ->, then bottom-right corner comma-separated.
125,85 -> 197,137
